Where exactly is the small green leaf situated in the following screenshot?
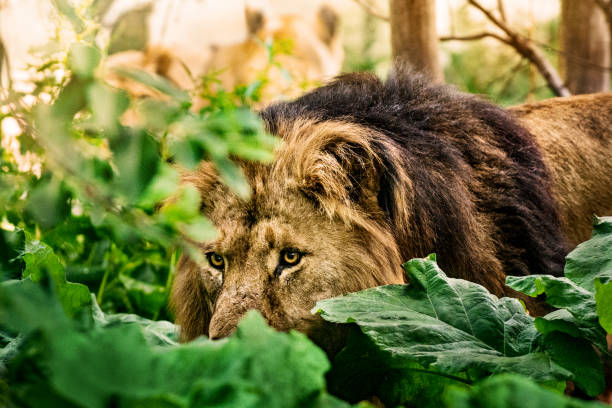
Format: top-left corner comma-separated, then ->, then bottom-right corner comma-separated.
594,279 -> 612,334
565,216 -> 612,292
109,128 -> 159,203
118,274 -> 167,317
21,236 -> 90,317
52,0 -> 85,33
68,43 -> 101,79
138,164 -> 180,209
86,81 -> 129,131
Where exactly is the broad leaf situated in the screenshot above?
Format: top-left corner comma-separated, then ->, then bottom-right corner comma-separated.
314,256 -> 571,384
594,279 -> 612,334
506,274 -> 607,353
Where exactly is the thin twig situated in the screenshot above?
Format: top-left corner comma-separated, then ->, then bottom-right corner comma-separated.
352,0 -> 389,22
440,32 -> 510,45
467,0 -> 515,39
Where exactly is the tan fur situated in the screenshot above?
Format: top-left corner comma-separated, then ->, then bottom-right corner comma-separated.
511,93 -> 612,247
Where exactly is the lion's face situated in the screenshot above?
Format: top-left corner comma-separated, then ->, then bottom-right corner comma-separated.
171,119 -> 407,351
202,182 -> 385,347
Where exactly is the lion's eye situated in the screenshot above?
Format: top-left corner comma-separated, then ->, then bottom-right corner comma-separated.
280,249 -> 302,266
206,252 -> 225,270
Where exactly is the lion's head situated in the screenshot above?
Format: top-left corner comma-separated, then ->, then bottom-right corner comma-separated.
171,118 -> 407,352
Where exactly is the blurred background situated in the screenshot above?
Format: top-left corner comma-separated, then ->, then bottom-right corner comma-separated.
1,0 -> 610,107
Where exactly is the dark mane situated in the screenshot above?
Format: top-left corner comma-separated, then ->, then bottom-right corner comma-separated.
260,68 -> 567,284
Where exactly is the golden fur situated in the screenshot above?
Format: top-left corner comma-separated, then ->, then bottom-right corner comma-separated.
511,93 -> 612,246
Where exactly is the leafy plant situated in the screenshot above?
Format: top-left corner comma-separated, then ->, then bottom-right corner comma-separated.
0,278 -> 345,408
314,218 -> 612,405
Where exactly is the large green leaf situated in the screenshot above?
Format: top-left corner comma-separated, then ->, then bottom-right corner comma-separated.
327,326 -> 466,407
505,217 -> 612,396
446,374 -> 608,408
314,256 -> 570,384
0,280 -> 346,408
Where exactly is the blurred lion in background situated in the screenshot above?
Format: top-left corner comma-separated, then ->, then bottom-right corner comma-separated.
104,3 -> 343,110
170,67 -> 612,353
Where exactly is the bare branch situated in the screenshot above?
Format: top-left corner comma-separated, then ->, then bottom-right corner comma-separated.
467,0 -> 515,39
497,0 -> 508,22
440,31 -> 510,45
466,0 -> 570,96
352,0 -> 389,22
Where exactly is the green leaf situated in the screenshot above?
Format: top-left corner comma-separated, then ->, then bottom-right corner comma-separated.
565,217 -> 612,292
446,374 -> 608,408
539,332 -> 604,397
328,327 -> 465,407
594,279 -> 612,334
68,43 -> 101,79
86,81 -> 129,131
21,236 -> 91,317
138,164 -> 181,209
109,128 -> 159,203
314,256 -> 571,384
91,296 -> 177,346
24,175 -> 72,230
52,0 -> 85,33
506,275 -> 607,353
118,274 -> 167,317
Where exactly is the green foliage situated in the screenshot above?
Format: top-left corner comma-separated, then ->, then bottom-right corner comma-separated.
0,279 -> 344,408
0,1 -> 276,321
315,219 -> 612,405
446,374 -> 607,408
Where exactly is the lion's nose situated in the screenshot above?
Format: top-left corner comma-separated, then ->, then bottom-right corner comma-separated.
208,315 -> 238,340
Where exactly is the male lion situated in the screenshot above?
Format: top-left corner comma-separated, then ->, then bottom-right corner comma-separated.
171,68 -> 612,351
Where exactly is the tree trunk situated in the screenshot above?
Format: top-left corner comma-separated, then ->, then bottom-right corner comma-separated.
560,0 -> 610,94
389,0 -> 443,82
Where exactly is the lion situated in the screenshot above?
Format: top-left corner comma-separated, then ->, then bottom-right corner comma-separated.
104,4 -> 343,112
204,5 -> 343,104
170,68 -> 612,352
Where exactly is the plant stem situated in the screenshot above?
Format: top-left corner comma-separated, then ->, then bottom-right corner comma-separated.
96,266 -> 111,305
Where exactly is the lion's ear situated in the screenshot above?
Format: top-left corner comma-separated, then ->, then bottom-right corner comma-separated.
275,120 -> 389,219
245,6 -> 266,36
316,5 -> 340,47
